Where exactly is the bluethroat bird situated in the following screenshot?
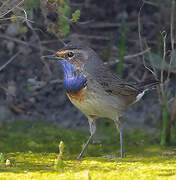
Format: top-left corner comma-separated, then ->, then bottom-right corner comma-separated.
44,42 -> 159,159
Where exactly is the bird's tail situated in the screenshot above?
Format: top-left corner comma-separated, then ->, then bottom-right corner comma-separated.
134,79 -> 160,91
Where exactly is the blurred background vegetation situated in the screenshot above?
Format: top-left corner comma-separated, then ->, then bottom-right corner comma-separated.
0,0 -> 176,158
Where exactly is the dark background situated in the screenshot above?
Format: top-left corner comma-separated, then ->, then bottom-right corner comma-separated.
0,0 -> 175,132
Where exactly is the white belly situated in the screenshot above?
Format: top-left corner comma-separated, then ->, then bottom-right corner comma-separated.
67,88 -> 124,120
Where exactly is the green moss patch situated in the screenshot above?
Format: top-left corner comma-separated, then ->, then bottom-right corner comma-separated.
0,120 -> 176,179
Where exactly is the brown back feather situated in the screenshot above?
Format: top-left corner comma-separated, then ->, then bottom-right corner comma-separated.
91,64 -> 159,106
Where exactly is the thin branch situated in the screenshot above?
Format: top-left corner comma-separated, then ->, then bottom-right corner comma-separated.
0,0 -> 24,18
160,31 -> 167,102
138,0 -> 144,62
124,48 -> 150,60
169,0 -> 176,123
145,42 -> 158,77
0,34 -> 54,53
146,42 -> 162,105
138,0 -> 157,78
103,48 -> 150,66
170,0 -> 175,51
167,0 -> 175,81
0,51 -> 21,72
143,0 -> 158,6
160,31 -> 167,85
0,16 -> 34,23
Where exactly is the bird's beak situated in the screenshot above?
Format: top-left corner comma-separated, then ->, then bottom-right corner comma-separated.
41,54 -> 59,60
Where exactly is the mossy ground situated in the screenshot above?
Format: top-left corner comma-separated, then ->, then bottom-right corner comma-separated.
0,120 -> 176,179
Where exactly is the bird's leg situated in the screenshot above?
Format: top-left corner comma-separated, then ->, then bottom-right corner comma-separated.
114,117 -> 123,158
77,117 -> 96,159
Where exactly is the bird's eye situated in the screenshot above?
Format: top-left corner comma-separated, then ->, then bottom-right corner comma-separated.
67,52 -> 74,58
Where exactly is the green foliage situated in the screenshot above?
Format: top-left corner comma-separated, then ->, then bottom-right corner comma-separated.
160,104 -> 169,146
10,14 -> 17,23
0,153 -> 5,163
24,0 -> 40,14
157,27 -> 163,57
54,157 -> 65,169
23,0 -> 80,37
21,26 -> 28,34
57,0 -> 80,37
27,85 -> 35,92
72,10 -> 80,22
117,20 -> 126,77
58,3 -> 70,37
20,26 -> 28,34
160,94 -> 171,146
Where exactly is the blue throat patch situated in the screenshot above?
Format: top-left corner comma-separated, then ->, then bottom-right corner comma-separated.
57,60 -> 87,94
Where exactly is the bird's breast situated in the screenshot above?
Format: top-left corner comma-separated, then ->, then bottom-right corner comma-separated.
66,85 -> 120,120
66,86 -> 88,103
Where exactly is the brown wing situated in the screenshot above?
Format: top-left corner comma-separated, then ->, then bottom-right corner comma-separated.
93,64 -> 142,106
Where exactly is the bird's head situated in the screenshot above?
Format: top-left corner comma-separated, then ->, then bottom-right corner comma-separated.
44,46 -> 89,69
42,42 -> 103,93
55,49 -> 85,67
43,42 -> 103,72
43,43 -> 101,93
